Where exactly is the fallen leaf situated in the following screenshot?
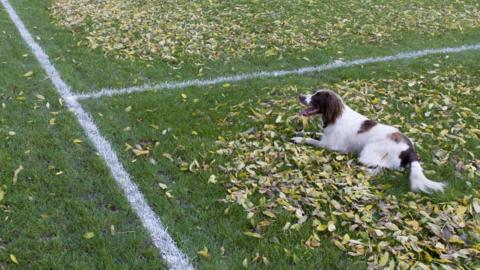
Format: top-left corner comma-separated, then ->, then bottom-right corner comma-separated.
197,246 -> 210,259
83,232 -> 95,239
243,231 -> 262,239
10,254 -> 18,264
13,165 -> 23,184
208,174 -> 217,184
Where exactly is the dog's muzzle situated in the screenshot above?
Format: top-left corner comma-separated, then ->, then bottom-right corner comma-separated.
299,95 -> 308,105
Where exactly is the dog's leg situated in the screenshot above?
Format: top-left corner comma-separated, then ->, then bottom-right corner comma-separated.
293,131 -> 323,137
291,137 -> 327,148
366,166 -> 383,175
359,143 -> 386,169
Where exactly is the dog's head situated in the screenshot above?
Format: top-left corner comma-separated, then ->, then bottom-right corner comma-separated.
299,89 -> 344,126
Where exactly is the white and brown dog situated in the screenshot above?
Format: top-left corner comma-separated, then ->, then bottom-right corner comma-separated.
291,89 -> 445,193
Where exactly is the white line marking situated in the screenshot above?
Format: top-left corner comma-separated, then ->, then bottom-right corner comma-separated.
76,44 -> 480,100
1,1 -> 193,269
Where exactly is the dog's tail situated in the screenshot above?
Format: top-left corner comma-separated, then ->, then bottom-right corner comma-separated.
409,161 -> 445,193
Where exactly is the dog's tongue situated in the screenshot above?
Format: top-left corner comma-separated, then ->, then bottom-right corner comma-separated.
300,106 -> 319,117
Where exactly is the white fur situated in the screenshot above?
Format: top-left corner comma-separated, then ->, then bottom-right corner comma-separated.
303,94 -> 313,105
293,93 -> 445,193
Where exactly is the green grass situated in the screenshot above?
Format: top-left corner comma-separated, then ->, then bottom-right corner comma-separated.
7,0 -> 480,92
0,8 -> 166,270
2,0 -> 480,268
81,53 -> 480,269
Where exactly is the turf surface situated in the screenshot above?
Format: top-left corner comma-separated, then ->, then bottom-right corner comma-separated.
1,0 -> 479,268
81,53 -> 480,269
7,0 -> 480,92
0,7 -> 166,269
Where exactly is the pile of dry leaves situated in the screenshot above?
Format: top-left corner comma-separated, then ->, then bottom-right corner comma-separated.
214,69 -> 480,268
51,0 -> 480,62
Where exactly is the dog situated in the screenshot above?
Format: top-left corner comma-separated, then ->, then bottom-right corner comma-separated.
291,89 -> 445,193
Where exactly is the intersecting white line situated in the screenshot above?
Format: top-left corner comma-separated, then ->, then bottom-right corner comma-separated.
75,44 -> 480,100
1,0 -> 193,269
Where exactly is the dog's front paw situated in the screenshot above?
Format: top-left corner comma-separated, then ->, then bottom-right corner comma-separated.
291,137 -> 305,144
366,166 -> 383,175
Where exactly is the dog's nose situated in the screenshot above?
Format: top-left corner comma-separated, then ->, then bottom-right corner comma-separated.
299,95 -> 306,103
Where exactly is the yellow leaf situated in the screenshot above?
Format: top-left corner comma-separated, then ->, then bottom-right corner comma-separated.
456,206 -> 467,217
208,174 -> 217,184
73,139 -> 83,144
275,114 -> 283,123
327,221 -> 336,232
305,234 -> 321,248
405,220 -> 420,231
242,258 -> 248,268
10,254 -> 18,264
132,149 -> 149,156
181,93 -> 187,99
301,116 -> 308,129
83,232 -> 95,239
197,246 -> 210,259
24,71 -> 33,77
333,240 -> 345,250
378,251 -> 389,267
448,235 -> 465,244
265,47 -> 277,56
243,231 -> 262,239
262,210 -> 276,218
125,106 -> 132,112
330,200 -> 341,210
158,183 -> 168,190
162,153 -> 174,161
472,198 -> 480,213
342,234 -> 350,244
316,223 -> 327,232
384,222 -> 399,231
13,165 -> 23,184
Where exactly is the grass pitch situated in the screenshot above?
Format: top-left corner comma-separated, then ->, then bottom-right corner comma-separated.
2,0 -> 480,269
8,0 -> 480,92
0,8 -> 166,269
82,55 -> 480,269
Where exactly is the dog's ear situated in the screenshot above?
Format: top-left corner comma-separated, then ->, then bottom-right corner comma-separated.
317,91 -> 344,126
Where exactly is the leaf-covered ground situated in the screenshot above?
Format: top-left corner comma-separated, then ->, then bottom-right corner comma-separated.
50,0 -> 480,62
81,56 -> 480,269
214,68 -> 480,268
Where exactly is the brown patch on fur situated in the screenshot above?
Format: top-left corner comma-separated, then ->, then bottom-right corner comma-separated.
388,132 -> 419,167
399,147 -> 419,167
311,90 -> 344,127
388,132 -> 404,143
358,120 -> 377,133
